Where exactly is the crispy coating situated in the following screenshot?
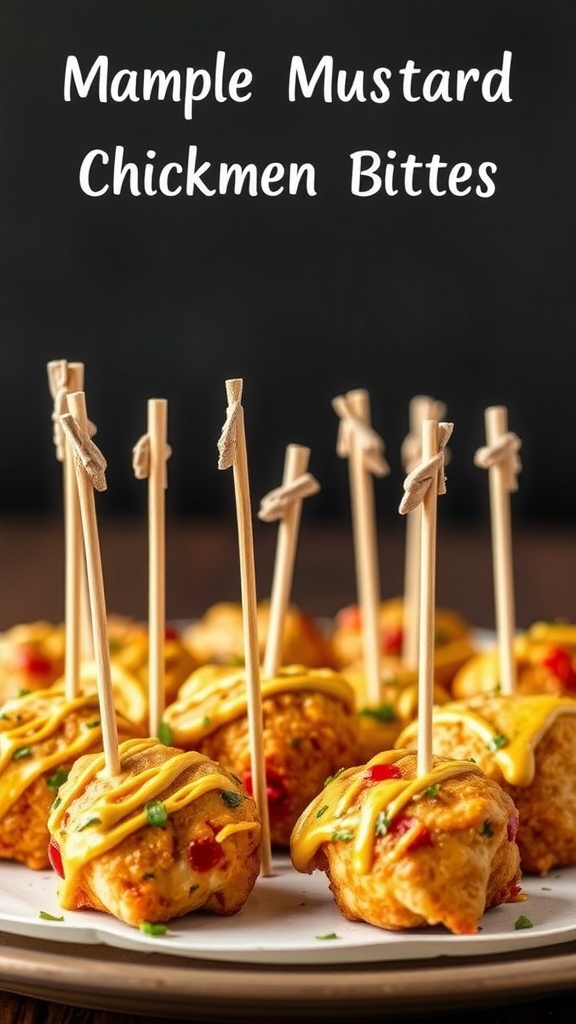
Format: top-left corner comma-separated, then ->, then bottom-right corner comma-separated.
452,624 -> 576,701
397,696 -> 576,875
294,753 -> 521,935
0,620 -> 66,703
49,740 -> 261,926
191,689 -> 358,848
182,600 -> 336,669
0,689 -> 143,869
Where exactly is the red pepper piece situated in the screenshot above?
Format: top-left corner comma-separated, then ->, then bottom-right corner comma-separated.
14,647 -> 52,675
187,836 -> 224,872
540,647 -> 576,692
364,763 -> 402,783
390,814 -> 433,850
48,839 -> 64,878
243,766 -> 288,805
380,625 -> 403,655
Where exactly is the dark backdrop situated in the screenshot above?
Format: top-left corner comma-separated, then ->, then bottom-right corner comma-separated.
0,0 -> 574,526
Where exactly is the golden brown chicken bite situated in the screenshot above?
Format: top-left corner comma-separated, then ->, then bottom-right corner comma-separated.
162,664 -> 359,848
0,688 -> 143,869
47,737 -> 261,927
396,694 -> 576,876
290,750 -> 522,935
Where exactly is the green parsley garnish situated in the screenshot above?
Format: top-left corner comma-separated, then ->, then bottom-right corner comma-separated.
86,719 -> 101,729
359,703 -> 397,723
201,715 -> 211,728
324,767 -> 346,787
39,910 -> 64,922
489,733 -> 508,752
316,804 -> 329,819
77,816 -> 101,831
13,746 -> 32,761
145,800 -> 168,827
46,767 -> 69,791
315,932 -> 339,940
139,921 -> 168,935
514,915 -> 533,930
221,790 -> 244,807
157,721 -> 172,746
425,783 -> 440,799
375,810 -> 390,835
331,829 -> 354,842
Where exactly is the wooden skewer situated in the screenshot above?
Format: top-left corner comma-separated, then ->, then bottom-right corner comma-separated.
260,444 -> 319,678
146,399 -> 168,738
401,395 -> 445,670
60,391 -> 120,777
481,405 -> 519,696
399,419 -> 453,777
218,378 -> 272,876
334,389 -> 389,706
62,362 -> 84,700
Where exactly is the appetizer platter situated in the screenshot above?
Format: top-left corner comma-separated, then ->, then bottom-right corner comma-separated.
2,367 -> 576,1017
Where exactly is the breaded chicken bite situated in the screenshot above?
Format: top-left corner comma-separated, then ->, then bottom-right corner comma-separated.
291,750 -> 522,935
0,688 -> 143,869
47,737 -> 261,927
396,694 -> 576,875
162,664 -> 359,848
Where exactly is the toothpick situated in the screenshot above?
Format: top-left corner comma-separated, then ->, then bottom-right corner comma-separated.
47,360 -> 87,699
400,420 -> 453,776
474,406 -> 521,696
218,378 -> 272,876
60,391 -> 120,777
259,444 -> 320,678
133,399 -> 170,738
400,396 -> 447,670
333,389 -> 389,705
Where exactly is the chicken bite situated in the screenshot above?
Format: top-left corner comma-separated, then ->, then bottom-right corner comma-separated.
47,737 -> 261,927
291,750 -> 522,935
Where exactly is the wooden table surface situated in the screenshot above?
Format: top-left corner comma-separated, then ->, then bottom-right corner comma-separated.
1,515 -> 576,1022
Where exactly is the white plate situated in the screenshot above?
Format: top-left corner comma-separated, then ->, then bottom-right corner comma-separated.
0,856 -> 575,965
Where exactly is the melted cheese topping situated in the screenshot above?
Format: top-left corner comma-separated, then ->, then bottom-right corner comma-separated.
48,737 -> 260,908
290,750 -> 484,875
0,689 -> 111,818
397,694 -> 576,787
164,664 -> 356,745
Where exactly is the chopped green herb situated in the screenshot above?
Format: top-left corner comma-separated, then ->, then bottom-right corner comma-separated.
375,810 -> 390,835
489,733 -> 508,752
46,767 -> 69,791
359,703 -> 397,723
514,915 -> 533,930
316,804 -> 329,819
77,816 -> 101,831
221,790 -> 244,808
331,829 -> 354,842
39,910 -> 64,922
145,800 -> 168,827
481,819 -> 494,838
324,767 -> 346,787
201,715 -> 211,728
17,689 -> 30,698
13,746 -> 32,761
157,721 -> 172,746
86,719 -> 101,729
315,932 -> 339,940
139,921 -> 168,936
51,796 -> 61,811
425,783 -> 440,799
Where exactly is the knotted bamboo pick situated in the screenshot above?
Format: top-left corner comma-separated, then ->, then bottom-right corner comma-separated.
474,406 -> 522,696
400,395 -> 447,670
399,419 -> 453,777
333,388 -> 390,705
60,391 -> 120,777
133,398 -> 171,738
218,378 -> 272,876
258,444 -> 320,678
47,359 -> 88,699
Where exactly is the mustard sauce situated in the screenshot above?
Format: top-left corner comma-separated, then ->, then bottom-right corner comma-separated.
290,750 -> 484,875
0,689 -> 111,818
397,694 -> 576,787
48,737 -> 260,908
163,664 -> 356,745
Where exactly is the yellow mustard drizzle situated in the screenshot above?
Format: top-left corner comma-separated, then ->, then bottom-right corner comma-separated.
164,664 -> 356,745
290,750 -> 484,875
400,695 -> 576,787
48,737 -> 260,908
0,690 -> 108,818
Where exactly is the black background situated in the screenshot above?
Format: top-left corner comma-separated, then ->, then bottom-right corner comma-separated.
0,0 -> 574,526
